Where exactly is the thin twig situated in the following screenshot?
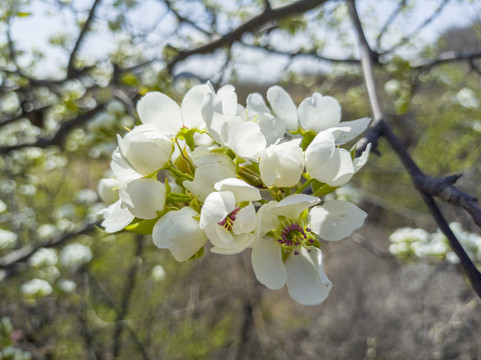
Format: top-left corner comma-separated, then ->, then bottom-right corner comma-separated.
375,0 -> 407,50
167,0 -> 328,73
67,0 -> 102,77
348,0 -> 481,299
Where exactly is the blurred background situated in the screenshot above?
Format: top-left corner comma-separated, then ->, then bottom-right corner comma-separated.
1,0 -> 481,358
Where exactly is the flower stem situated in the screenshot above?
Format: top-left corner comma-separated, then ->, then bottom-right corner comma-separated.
165,163 -> 194,181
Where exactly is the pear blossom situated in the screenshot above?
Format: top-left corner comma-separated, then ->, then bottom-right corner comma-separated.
137,84 -> 211,137
245,92 -> 286,146
201,85 -> 267,158
21,278 -> 53,298
60,243 -> 93,271
117,124 -> 173,176
259,138 -> 304,187
305,127 -> 371,186
120,177 -> 166,219
251,194 -> 367,305
97,178 -> 120,205
183,148 -> 236,202
200,178 -> 261,254
153,207 -> 208,262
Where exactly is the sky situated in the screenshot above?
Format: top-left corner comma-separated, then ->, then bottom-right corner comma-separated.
6,0 -> 481,83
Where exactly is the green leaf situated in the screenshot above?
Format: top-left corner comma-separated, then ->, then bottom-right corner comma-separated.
311,181 -> 338,197
188,246 -> 204,260
16,12 -> 32,18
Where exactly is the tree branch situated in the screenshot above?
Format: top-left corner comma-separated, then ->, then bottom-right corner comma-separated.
0,221 -> 99,269
348,0 -> 481,299
67,0 -> 102,78
411,50 -> 481,71
167,0 -> 328,72
0,104 -> 106,154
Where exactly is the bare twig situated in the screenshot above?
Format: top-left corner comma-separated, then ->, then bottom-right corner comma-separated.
348,0 -> 481,299
381,0 -> 451,55
375,0 -> 407,50
411,50 -> 481,70
67,0 -> 102,77
162,0 -> 212,36
167,0 -> 328,73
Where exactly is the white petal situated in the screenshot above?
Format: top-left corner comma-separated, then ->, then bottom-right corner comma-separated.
181,84 -> 210,129
152,207 -> 207,262
120,178 -> 166,219
304,129 -> 337,164
251,237 -> 287,289
353,143 -> 371,173
255,201 -> 280,239
285,247 -> 332,305
110,147 -> 142,183
259,139 -> 304,187
335,117 -> 371,144
199,191 -> 236,228
214,178 -> 261,202
246,92 -> 270,114
309,200 -> 367,241
298,93 -> 341,132
232,203 -> 256,235
136,92 -> 182,136
267,86 -> 299,130
210,232 -> 255,254
98,178 -> 119,204
225,117 -> 266,158
217,84 -> 237,117
307,147 -> 355,187
117,124 -> 173,175
100,200 -> 135,233
256,113 -> 286,146
273,194 -> 320,219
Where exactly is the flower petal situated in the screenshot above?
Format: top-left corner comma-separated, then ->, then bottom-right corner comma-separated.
232,203 -> 256,235
181,84 -> 210,129
307,147 -> 355,187
298,93 -> 341,132
251,237 -> 287,289
285,247 -> 332,305
214,178 -> 261,202
120,178 -> 166,219
152,207 -> 207,262
309,200 -> 367,241
267,86 -> 298,130
136,92 -> 182,136
210,232 -> 255,254
255,201 -> 280,239
335,117 -> 371,144
199,191 -> 236,229
273,194 -> 320,219
225,117 -> 266,158
100,200 -> 134,233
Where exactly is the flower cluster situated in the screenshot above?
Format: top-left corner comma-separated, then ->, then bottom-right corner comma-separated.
98,83 -> 370,305
389,222 -> 481,264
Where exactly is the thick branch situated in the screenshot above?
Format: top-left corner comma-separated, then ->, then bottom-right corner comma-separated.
348,0 -> 481,299
67,0 -> 102,77
0,221 -> 99,269
167,0 -> 328,72
0,104 -> 106,154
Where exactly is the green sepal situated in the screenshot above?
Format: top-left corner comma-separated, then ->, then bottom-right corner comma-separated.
300,130 -> 317,151
311,180 -> 338,197
189,197 -> 201,213
164,176 -> 171,193
177,127 -> 198,152
238,164 -> 263,187
125,217 -> 160,234
188,246 -> 204,261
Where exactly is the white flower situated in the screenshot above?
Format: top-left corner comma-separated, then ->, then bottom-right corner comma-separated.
200,178 -> 261,254
97,178 -> 120,205
246,92 -> 286,146
201,85 -> 267,158
266,86 -> 299,130
183,148 -> 236,202
120,177 -> 166,220
100,200 -> 135,233
117,124 -> 173,176
21,278 -> 53,297
298,93 -> 342,132
28,248 -> 58,268
153,207 -> 208,262
305,127 -> 371,186
251,194 -> 367,305
0,229 -> 17,250
136,84 -> 211,136
259,138 -> 304,187
60,243 -> 93,271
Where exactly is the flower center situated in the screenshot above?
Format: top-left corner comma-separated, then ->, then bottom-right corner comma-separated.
274,221 -> 319,256
218,207 -> 241,231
